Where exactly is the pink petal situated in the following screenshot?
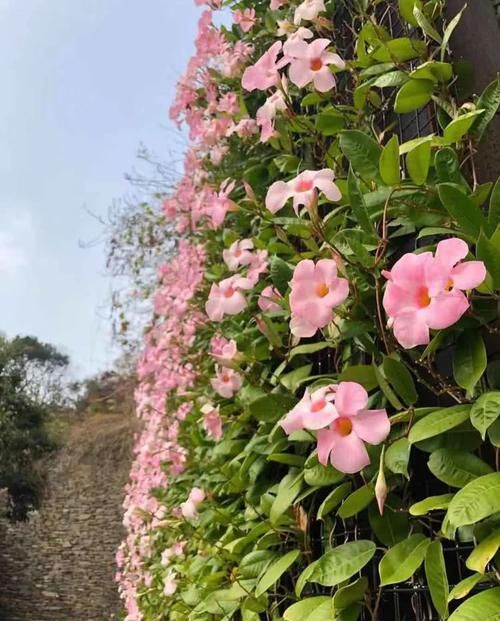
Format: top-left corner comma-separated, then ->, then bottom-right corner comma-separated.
266,180 -> 292,213
317,428 -> 337,466
392,311 -> 430,348
292,259 -> 315,282
308,38 -> 331,58
330,432 -> 371,474
435,237 -> 468,271
280,409 -> 304,434
450,261 -> 486,290
390,252 -> 432,290
315,258 -> 338,282
302,402 -> 337,430
335,382 -> 368,417
324,277 -> 349,307
314,170 -> 342,201
223,291 -> 248,315
323,52 -> 345,69
383,282 -> 418,317
313,67 -> 336,93
289,59 -> 312,88
424,291 -> 469,330
352,409 -> 390,445
289,314 -> 318,337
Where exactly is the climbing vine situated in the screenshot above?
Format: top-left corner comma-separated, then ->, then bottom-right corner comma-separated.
116,1 -> 500,620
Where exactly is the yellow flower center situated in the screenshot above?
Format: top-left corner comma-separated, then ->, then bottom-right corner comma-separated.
317,283 -> 330,298
310,58 -> 323,71
417,287 -> 431,308
335,418 -> 353,437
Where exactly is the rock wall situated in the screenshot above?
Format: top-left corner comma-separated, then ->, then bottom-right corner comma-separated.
0,413 -> 135,621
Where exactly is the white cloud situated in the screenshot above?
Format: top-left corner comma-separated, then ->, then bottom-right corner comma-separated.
0,210 -> 34,274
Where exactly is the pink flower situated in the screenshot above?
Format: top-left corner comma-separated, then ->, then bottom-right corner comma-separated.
223,239 -> 254,270
289,259 -> 349,337
242,42 -> 289,92
201,403 -> 223,440
210,336 -> 238,364
288,39 -> 345,92
233,8 -> 257,33
247,250 -> 269,285
256,91 -> 287,142
266,169 -> 341,215
294,0 -> 326,24
163,571 -> 177,597
210,366 -> 242,398
205,275 -> 253,321
282,27 -> 314,55
161,541 -> 186,566
280,385 -> 337,433
180,487 -> 205,519
271,0 -> 288,9
258,285 -> 283,312
208,179 -> 237,229
316,383 -> 390,474
383,238 -> 486,349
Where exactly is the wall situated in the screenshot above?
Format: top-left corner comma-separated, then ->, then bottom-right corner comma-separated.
0,413 -> 135,621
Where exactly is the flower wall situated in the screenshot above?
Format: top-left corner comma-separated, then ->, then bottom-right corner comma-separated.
116,1 -> 500,620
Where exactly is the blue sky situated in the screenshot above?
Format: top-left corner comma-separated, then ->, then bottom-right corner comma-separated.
0,0 -> 205,378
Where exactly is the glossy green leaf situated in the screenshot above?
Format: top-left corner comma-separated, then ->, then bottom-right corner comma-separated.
410,61 -> 453,83
333,578 -> 368,610
470,392 -> 500,440
399,0 -> 422,26
309,541 -> 376,587
255,550 -> 301,597
380,135 -> 401,186
440,5 -> 467,62
239,550 -> 276,579
472,78 -> 500,141
453,331 -> 487,397
339,130 -> 382,181
280,365 -> 313,392
438,183 -> 488,240
406,140 -> 432,185
316,110 -> 345,136
338,365 -> 378,391
372,37 -> 426,63
428,449 -> 493,488
270,471 -> 303,524
466,529 -> 500,574
385,438 -> 411,478
347,167 -> 377,237
368,497 -> 410,546
488,419 -> 500,447
270,256 -> 293,295
448,573 -> 489,602
395,79 -> 434,113
447,588 -> 500,621
413,6 -> 442,43
379,534 -> 431,585
435,148 -> 464,184
477,232 -> 500,289
445,473 -> 500,530
410,494 -> 455,516
304,463 -> 345,487
317,482 -> 352,520
338,484 -> 375,519
249,394 -> 297,422
488,177 -> 500,229
383,356 -> 418,406
443,110 -> 485,144
409,405 -> 471,444
425,540 -> 449,619
283,598 -> 333,621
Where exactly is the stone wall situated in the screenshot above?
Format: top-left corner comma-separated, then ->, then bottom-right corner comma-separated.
0,413 -> 135,621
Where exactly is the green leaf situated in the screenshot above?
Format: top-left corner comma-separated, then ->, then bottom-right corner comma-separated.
305,463 -> 345,487
268,453 -> 306,467
477,232 -> 500,290
333,578 -> 368,610
270,256 -> 293,295
339,130 -> 382,181
438,183 -> 488,240
239,550 -> 276,579
255,550 -> 301,597
453,331 -> 487,397
270,471 -> 304,524
379,534 -> 431,585
410,494 -> 455,516
410,61 -> 453,83
383,356 -> 418,406
443,110 -> 485,144
448,574 -> 489,602
395,79 -> 434,113
309,541 -> 376,587
338,365 -> 378,391
380,135 -> 401,186
280,365 -> 313,392
440,5 -> 467,62
399,0 -> 422,26
347,167 -> 377,237
372,37 -> 426,63
274,155 -> 300,173
425,540 -> 449,619
413,6 -> 442,43
317,482 -> 352,520
447,588 -> 500,621
435,148 -> 464,184
385,438 -> 410,478
472,78 -> 500,141
409,405 -> 471,444
374,363 -> 403,410
466,529 -> 500,574
249,394 -> 297,422
470,392 -> 500,440
489,178 -> 500,229
284,598 -> 332,621
368,497 -> 410,546
445,473 -> 500,531
406,140 -> 432,185
338,484 -> 375,519
428,449 -> 493,488
289,342 -> 330,360
488,419 -> 500,447
316,110 -> 345,136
